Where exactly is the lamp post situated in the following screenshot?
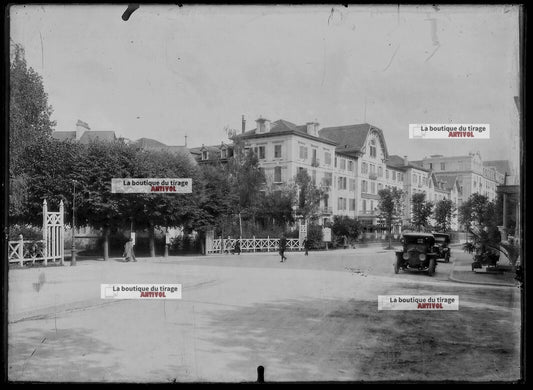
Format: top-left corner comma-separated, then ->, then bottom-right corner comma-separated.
71,180 -> 77,266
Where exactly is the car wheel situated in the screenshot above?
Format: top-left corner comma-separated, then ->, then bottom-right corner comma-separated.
428,258 -> 436,276
394,257 -> 400,274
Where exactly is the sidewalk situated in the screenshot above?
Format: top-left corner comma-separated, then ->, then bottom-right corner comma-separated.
448,244 -> 519,287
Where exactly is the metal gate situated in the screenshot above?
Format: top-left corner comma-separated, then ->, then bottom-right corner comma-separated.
8,199 -> 64,266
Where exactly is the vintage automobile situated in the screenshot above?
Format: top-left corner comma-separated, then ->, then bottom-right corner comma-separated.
433,232 -> 451,263
394,233 -> 438,276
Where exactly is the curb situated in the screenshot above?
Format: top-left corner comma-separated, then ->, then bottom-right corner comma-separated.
448,257 -> 518,288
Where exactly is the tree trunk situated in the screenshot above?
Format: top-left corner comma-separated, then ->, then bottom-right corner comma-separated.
388,226 -> 392,250
103,226 -> 110,261
149,223 -> 156,257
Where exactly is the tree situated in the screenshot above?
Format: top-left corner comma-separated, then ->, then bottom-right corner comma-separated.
9,42 -> 56,219
377,188 -> 404,248
125,148 -> 202,257
433,199 -> 455,233
331,215 -> 362,244
411,192 -> 433,231
257,184 -> 297,229
295,169 -> 325,222
227,143 -> 265,224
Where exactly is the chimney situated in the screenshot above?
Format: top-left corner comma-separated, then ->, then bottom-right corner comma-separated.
403,155 -> 409,166
242,115 -> 246,134
76,120 -> 90,140
306,121 -> 319,137
184,134 -> 187,147
256,117 -> 271,133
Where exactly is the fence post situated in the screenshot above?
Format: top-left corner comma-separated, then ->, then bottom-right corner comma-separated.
59,200 -> 65,266
18,234 -> 24,267
267,236 -> 270,252
253,236 -> 256,252
43,200 -> 48,266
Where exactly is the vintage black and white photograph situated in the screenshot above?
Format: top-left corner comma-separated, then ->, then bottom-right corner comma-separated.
6,4 -> 524,383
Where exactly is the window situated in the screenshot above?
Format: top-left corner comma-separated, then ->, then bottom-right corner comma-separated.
274,166 -> 282,183
362,199 -> 367,212
349,198 -> 355,211
386,169 -> 389,179
413,174 -> 418,184
362,180 -> 368,193
361,162 -> 368,174
349,178 -> 356,191
340,158 -> 346,170
370,139 -> 376,158
370,200 -> 374,212
258,146 -> 265,159
338,197 -> 346,211
334,157 -> 338,168
392,171 -> 396,181
221,148 -> 227,159
378,166 -> 383,177
299,146 -> 308,160
338,176 -> 347,190
324,151 -> 331,166
378,183 -> 383,192
274,144 -> 282,158
440,162 -> 446,171
201,150 -> 208,160
371,181 -> 376,194
369,164 -> 376,175
323,172 -> 333,187
348,160 -> 354,171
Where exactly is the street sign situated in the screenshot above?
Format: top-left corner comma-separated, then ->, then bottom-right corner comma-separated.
322,227 -> 331,242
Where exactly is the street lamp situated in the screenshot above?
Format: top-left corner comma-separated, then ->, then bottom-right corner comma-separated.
71,180 -> 77,266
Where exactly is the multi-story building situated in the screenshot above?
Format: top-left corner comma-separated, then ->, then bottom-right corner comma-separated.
52,120 -> 117,143
418,152 -> 506,204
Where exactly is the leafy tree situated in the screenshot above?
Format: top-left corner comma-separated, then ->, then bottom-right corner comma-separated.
377,187 -> 404,248
9,42 -> 56,220
433,198 -> 455,233
257,184 -> 297,230
295,169 -> 325,222
458,193 -> 497,230
411,192 -> 433,231
331,215 -> 361,244
125,148 -> 202,257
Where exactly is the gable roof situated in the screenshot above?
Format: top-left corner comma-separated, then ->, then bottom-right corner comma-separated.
236,119 -> 336,145
134,137 -> 167,148
51,131 -> 76,141
318,123 -> 389,158
78,131 -> 117,144
386,155 -> 430,172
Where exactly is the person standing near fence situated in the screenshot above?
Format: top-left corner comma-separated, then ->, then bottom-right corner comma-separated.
303,238 -> 309,256
234,239 -> 241,255
123,238 -> 136,262
279,235 -> 287,262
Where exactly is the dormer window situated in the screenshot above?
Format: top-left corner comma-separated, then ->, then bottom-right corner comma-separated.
221,148 -> 227,159
201,149 -> 209,160
369,139 -> 377,158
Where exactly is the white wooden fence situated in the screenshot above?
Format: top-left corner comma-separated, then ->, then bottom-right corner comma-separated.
207,237 -> 302,254
8,200 -> 64,266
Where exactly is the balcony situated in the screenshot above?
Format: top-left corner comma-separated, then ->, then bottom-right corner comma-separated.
369,173 -> 377,180
311,158 -> 320,168
321,207 -> 333,215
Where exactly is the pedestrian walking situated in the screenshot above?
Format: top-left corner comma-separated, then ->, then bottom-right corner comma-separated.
123,237 -> 136,262
279,235 -> 287,262
234,239 -> 241,255
303,238 -> 309,256
343,235 -> 348,249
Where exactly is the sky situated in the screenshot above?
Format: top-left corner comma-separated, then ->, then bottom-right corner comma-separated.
10,4 -> 521,170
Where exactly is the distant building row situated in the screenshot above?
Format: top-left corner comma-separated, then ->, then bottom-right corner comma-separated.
52,118 -> 514,231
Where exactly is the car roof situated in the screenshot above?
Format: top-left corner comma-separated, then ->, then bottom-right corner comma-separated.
402,232 -> 435,238
432,232 -> 450,237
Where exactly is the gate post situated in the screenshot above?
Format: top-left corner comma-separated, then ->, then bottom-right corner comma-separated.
59,200 -> 65,266
43,200 -> 48,266
18,234 -> 24,267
